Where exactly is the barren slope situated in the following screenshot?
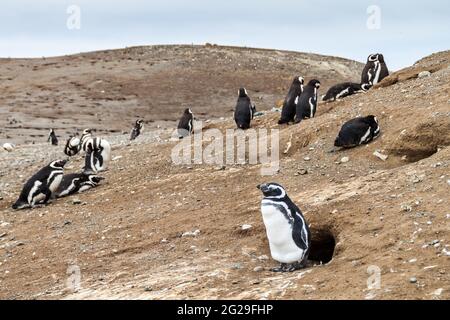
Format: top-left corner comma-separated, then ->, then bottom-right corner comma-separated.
0,49 -> 449,300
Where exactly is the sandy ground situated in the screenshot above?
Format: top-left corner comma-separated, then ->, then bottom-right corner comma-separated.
0,46 -> 449,300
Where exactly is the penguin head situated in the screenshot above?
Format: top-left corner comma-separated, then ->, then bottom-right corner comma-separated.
88,175 -> 105,185
365,115 -> 379,125
377,53 -> 385,63
184,108 -> 193,114
367,54 -> 379,62
136,119 -> 144,125
238,88 -> 248,98
361,83 -> 372,91
294,76 -> 304,86
257,183 -> 287,198
82,128 -> 92,135
308,79 -> 321,88
51,159 -> 68,169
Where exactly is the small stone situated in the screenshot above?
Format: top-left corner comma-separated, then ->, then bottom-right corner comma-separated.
431,288 -> 443,296
401,204 -> 412,212
144,286 -> 153,292
340,156 -> 350,163
161,238 -> 168,243
418,71 -> 431,78
303,156 -> 311,161
297,169 -> 308,175
241,224 -> 252,231
231,263 -> 243,270
409,277 -> 417,283
257,255 -> 269,261
253,266 -> 264,272
72,199 -> 82,205
373,151 -> 388,161
181,229 -> 201,237
331,209 -> 338,214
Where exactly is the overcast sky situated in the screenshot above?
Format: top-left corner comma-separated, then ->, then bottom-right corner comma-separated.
1,0 -> 449,70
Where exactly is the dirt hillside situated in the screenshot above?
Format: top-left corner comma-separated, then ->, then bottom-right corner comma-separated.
0,46 -> 449,300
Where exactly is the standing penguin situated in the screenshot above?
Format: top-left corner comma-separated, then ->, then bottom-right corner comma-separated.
80,129 -> 111,173
12,159 -> 67,210
55,173 -> 104,198
322,82 -> 370,102
130,119 -> 144,141
177,108 -> 194,139
257,183 -> 311,272
334,115 -> 380,148
278,76 -> 304,124
361,53 -> 389,87
48,129 -> 58,146
64,136 -> 81,157
294,79 -> 321,123
234,88 -> 256,130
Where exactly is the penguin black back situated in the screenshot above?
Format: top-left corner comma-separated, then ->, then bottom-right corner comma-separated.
295,79 -> 320,123
48,129 -> 58,146
334,115 -> 380,148
234,88 -> 255,129
322,82 -> 367,102
177,108 -> 194,138
279,76 -> 304,124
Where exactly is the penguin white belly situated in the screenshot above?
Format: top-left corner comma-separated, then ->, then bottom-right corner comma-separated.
261,205 -> 304,263
359,128 -> 371,144
48,173 -> 63,193
79,185 -> 92,193
98,140 -> 111,171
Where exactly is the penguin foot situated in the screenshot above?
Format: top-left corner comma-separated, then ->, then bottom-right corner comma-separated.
271,262 -> 306,273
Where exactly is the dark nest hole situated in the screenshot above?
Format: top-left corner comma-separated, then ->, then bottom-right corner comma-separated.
308,228 -> 336,265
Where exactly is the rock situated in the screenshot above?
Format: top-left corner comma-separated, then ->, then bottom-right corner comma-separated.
257,255 -> 269,261
2,143 -> 15,152
431,288 -> 443,296
297,169 -> 308,175
241,224 -> 252,231
373,151 -> 388,161
253,266 -> 264,272
401,204 -> 412,212
231,263 -> 243,270
340,156 -> 350,163
447,179 -> 450,186
303,157 -> 311,161
72,199 -> 82,205
112,156 -> 123,161
418,71 -> 431,78
253,111 -> 264,117
161,238 -> 168,243
182,229 -> 201,237
409,277 -> 417,283
144,286 -> 153,292
0,232 -> 7,239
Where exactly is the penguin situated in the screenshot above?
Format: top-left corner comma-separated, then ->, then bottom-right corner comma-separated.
361,53 -> 389,87
48,129 -> 58,146
234,88 -> 256,130
294,79 -> 321,123
257,183 -> 311,272
2,143 -> 15,152
130,119 -> 144,141
55,173 -> 104,198
80,129 -> 111,172
64,136 -> 81,157
334,115 -> 380,148
278,76 -> 304,124
12,159 -> 67,210
177,108 -> 194,139
322,82 -> 370,102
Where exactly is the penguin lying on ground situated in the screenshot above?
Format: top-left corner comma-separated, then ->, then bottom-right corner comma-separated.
177,108 -> 194,139
334,115 -> 380,148
12,159 -> 67,210
48,129 -> 58,146
130,119 -> 144,141
257,183 -> 311,272
361,53 -> 389,87
322,82 -> 370,102
295,79 -> 321,123
55,173 -> 104,198
234,88 -> 256,129
278,76 -> 304,124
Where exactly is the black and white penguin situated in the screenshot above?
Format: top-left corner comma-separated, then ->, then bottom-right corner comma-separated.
55,173 -> 104,198
48,129 -> 58,146
278,76 -> 304,124
130,119 -> 144,141
322,82 -> 370,102
64,136 -> 81,157
334,115 -> 380,148
80,129 -> 111,173
294,79 -> 321,123
257,183 -> 311,272
361,53 -> 389,87
177,108 -> 194,139
234,88 -> 256,130
12,159 -> 67,210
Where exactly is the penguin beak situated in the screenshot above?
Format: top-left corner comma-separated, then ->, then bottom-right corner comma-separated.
257,184 -> 269,192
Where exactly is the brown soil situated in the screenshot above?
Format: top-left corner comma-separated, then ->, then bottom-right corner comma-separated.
0,46 -> 449,300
